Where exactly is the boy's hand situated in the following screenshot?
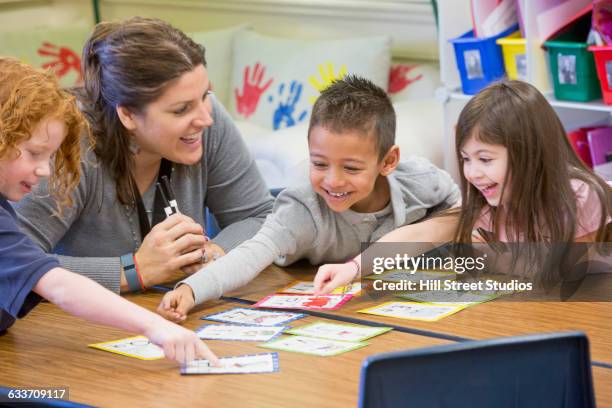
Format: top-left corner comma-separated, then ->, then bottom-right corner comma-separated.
145,319 -> 221,366
313,263 -> 358,295
157,284 -> 195,323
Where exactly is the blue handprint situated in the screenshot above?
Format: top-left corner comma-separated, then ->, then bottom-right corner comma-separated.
269,80 -> 308,130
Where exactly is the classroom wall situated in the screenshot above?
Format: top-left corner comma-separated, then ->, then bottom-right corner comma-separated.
100,0 -> 438,60
0,0 -> 93,30
0,0 -> 439,61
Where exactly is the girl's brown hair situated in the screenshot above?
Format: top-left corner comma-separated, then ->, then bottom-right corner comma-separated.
0,57 -> 88,211
80,17 -> 206,204
454,80 -> 611,244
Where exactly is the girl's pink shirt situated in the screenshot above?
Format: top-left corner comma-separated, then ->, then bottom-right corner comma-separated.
474,179 -> 610,242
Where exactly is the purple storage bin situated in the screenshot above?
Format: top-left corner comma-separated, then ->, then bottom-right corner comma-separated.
587,127 -> 612,166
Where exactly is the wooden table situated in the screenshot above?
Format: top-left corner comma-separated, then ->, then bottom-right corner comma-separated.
2,267 -> 611,407
225,263 -> 612,404
0,293 -> 451,407
226,263 -> 612,366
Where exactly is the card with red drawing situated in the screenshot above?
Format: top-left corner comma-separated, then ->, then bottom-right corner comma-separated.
253,294 -> 353,310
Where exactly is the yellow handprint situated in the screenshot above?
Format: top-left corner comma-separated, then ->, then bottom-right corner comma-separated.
308,62 -> 348,104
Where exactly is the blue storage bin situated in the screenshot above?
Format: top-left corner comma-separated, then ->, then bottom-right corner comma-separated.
450,24 -> 519,95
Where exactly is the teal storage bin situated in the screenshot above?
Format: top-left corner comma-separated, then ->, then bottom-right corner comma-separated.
544,40 -> 602,102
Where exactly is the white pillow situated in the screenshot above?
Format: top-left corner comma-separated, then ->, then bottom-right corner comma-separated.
188,25 -> 249,107
229,30 -> 391,130
238,98 -> 445,189
394,99 -> 444,168
237,120 -> 310,189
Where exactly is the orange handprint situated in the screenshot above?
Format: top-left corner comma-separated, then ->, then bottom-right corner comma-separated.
234,62 -> 273,118
388,64 -> 423,94
37,42 -> 83,83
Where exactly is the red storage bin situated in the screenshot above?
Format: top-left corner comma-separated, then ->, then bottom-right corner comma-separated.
588,45 -> 612,104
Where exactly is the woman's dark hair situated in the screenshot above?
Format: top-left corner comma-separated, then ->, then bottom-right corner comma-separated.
81,17 -> 206,203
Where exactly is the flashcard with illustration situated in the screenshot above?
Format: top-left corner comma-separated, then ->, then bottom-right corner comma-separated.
279,280 -> 363,296
260,335 -> 367,356
89,336 -> 164,360
358,301 -> 465,322
286,322 -> 392,342
181,353 -> 279,375
366,269 -> 457,283
201,307 -> 306,326
196,324 -> 287,342
398,289 -> 500,306
253,294 -> 352,310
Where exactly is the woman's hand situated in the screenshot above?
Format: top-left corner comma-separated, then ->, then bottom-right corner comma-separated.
134,214 -> 207,287
180,241 -> 227,275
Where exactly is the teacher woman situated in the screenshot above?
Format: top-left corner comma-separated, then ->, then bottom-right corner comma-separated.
16,17 -> 273,294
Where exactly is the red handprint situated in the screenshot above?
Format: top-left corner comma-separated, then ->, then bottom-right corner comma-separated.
37,42 -> 82,83
388,64 -> 423,94
234,62 -> 273,118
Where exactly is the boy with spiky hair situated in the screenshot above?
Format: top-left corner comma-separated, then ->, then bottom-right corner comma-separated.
158,75 -> 460,320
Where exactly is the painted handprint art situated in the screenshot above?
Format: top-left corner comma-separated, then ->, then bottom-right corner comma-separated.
308,62 -> 347,103
37,42 -> 83,84
234,62 -> 273,118
269,81 -> 308,130
388,64 -> 423,94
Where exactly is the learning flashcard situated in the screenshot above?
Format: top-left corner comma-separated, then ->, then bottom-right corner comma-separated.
358,301 -> 465,322
196,324 -> 287,342
89,336 -> 164,360
201,307 -> 306,326
260,335 -> 367,356
398,289 -> 500,306
181,353 -> 279,375
366,269 -> 456,283
253,294 -> 352,310
286,321 -> 392,342
279,280 -> 363,296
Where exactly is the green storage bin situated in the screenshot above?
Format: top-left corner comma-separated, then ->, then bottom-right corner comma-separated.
544,40 -> 602,102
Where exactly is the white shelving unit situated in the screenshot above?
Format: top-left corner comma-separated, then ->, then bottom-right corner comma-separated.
437,0 -> 612,182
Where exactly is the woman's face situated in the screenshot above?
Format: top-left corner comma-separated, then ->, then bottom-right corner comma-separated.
128,64 -> 213,165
